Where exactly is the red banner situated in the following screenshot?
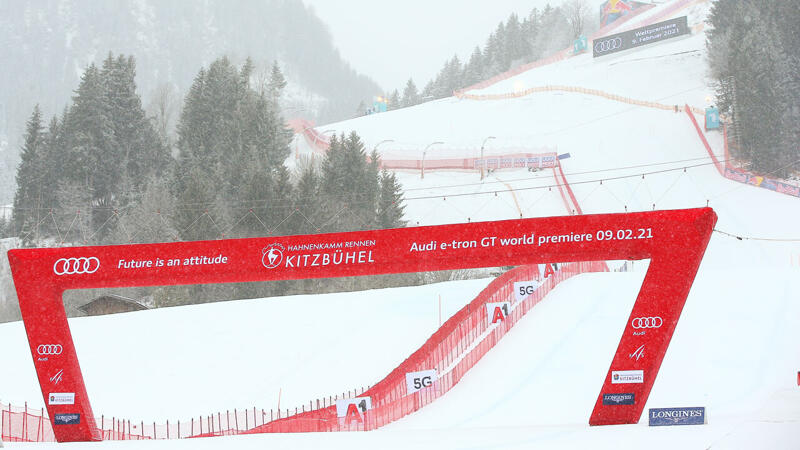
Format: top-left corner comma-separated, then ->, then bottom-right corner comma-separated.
8,208 -> 716,441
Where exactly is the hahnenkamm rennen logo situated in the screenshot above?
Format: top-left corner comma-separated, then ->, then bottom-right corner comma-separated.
261,243 -> 285,269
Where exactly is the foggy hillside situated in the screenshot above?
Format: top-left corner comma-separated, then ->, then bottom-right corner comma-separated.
0,0 -> 382,203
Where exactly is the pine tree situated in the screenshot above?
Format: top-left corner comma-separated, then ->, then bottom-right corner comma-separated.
292,160 -> 321,234
12,105 -> 45,244
388,89 -> 400,110
175,57 -> 245,239
504,14 -> 525,68
175,56 -> 292,240
376,169 -> 406,229
319,132 -> 382,232
484,29 -> 505,78
62,62 -> 115,233
536,5 -> 572,56
402,78 -> 420,107
445,55 -> 464,93
422,80 -> 435,100
522,10 -> 541,61
355,100 -> 367,116
463,47 -> 485,87
268,60 -> 287,100
100,54 -> 170,202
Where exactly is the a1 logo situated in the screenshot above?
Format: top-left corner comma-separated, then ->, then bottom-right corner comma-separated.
336,397 -> 372,425
486,302 -> 511,325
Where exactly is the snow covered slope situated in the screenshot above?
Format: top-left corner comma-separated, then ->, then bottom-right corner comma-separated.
0,279 -> 491,420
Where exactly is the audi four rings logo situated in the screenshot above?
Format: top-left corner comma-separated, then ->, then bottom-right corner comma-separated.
632,317 -> 663,329
38,344 -> 63,355
595,37 -> 623,53
53,257 -> 100,275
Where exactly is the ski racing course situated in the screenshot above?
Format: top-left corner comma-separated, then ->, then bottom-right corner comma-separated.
3,0 -> 800,447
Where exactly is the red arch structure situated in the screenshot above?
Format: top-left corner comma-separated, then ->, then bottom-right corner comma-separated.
8,208 -> 716,442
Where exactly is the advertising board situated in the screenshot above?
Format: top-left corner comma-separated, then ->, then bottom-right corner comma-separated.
593,16 -> 689,58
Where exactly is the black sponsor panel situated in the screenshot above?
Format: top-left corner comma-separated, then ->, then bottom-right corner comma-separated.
593,16 -> 689,58
649,407 -> 705,426
54,414 -> 81,425
603,393 -> 635,405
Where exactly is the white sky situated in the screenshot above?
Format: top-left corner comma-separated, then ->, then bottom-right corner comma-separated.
301,0 -> 560,91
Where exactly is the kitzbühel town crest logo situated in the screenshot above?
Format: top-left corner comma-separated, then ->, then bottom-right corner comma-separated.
261,243 -> 284,269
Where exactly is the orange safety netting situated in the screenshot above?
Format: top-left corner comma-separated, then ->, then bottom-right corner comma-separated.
245,261 -> 608,433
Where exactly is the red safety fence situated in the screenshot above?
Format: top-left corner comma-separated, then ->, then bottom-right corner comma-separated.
0,401 -> 294,441
245,260 -> 608,433
551,164 -> 582,216
289,118 -> 559,173
381,152 -> 558,172
684,105 -> 800,198
1,403 -> 56,442
2,261 -> 606,441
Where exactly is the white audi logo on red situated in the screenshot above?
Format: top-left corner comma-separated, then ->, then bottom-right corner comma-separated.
38,344 -> 63,355
632,317 -> 663,329
53,257 -> 100,275
595,37 -> 623,53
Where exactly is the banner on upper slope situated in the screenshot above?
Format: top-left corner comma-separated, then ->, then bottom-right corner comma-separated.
593,16 -> 689,58
8,209 -> 717,441
724,167 -> 800,197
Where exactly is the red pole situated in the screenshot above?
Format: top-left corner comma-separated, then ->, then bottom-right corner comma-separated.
37,407 -> 43,442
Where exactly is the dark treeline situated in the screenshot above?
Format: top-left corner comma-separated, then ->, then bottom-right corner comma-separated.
385,2 -> 593,110
707,0 -> 800,176
9,54 -> 408,311
0,0 -> 382,204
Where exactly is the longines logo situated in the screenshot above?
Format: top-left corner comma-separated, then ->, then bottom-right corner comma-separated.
602,393 -> 635,406
262,243 -> 284,269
